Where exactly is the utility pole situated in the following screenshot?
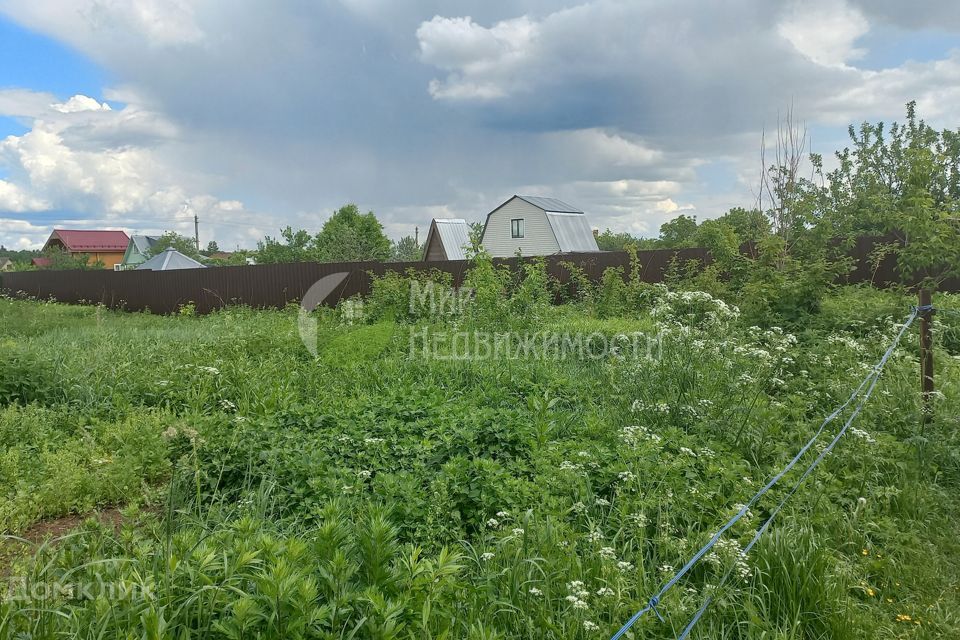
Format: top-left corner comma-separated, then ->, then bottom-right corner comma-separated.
919,289 -> 935,423
194,213 -> 200,252
415,226 -> 419,245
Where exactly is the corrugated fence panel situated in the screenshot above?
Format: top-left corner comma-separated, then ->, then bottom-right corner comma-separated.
1,238 -> 956,315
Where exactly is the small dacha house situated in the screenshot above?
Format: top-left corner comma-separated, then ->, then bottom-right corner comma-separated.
422,218 -> 471,261
42,229 -> 129,269
119,235 -> 161,269
480,195 -> 599,258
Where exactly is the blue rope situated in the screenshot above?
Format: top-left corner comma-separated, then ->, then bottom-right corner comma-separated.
610,309 -> 918,640
674,308 -> 918,639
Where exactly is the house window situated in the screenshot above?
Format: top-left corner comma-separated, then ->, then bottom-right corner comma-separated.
511,218 -> 524,238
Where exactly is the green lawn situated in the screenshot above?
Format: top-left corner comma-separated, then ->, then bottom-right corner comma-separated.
0,285 -> 958,639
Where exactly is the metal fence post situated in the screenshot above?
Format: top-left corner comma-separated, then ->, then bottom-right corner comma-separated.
919,289 -> 935,422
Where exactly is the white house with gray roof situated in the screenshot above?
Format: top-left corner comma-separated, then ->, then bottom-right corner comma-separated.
480,195 -> 599,258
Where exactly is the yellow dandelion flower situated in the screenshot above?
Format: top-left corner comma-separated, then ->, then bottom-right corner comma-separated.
866,587 -> 875,597
861,549 -> 869,556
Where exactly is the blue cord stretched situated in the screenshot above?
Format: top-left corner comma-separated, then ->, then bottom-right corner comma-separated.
610,309 -> 918,640
673,309 -> 918,639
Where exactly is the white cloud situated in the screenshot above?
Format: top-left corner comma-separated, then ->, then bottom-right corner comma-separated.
0,181 -> 49,212
0,89 -> 58,117
0,92 -> 259,247
0,0 -> 204,52
777,0 -> 870,68
818,52 -> 960,124
418,15 -> 538,100
52,95 -> 112,113
0,217 -> 51,249
542,129 -> 662,169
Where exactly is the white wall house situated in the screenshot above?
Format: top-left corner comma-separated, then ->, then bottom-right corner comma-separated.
480,195 -> 600,258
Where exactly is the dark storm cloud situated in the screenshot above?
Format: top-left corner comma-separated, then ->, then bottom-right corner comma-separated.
0,0 -> 957,248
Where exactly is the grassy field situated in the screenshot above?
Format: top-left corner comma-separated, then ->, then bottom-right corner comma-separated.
1,276 -> 959,639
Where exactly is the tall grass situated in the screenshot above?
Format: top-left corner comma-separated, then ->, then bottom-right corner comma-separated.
0,283 -> 958,638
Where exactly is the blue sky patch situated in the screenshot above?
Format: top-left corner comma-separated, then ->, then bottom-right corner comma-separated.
0,16 -> 107,99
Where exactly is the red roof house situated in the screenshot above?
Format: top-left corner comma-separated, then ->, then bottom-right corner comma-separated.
42,229 -> 130,269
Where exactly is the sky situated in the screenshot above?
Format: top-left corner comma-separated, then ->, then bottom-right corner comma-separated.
0,0 -> 958,251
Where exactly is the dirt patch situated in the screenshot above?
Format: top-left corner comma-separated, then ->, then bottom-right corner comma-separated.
19,508 -> 124,544
0,508 -> 125,573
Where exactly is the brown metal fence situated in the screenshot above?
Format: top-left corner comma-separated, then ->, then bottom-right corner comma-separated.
0,238 -> 955,314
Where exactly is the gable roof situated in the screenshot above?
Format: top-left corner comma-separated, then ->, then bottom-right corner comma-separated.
129,235 -> 160,254
423,218 -> 471,261
45,229 -> 129,252
515,195 -> 583,213
135,248 -> 206,271
0,257 -> 11,267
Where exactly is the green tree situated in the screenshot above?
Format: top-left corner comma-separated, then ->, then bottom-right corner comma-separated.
39,248 -> 103,270
714,207 -> 770,244
823,101 -> 960,287
658,214 -> 699,247
595,229 -> 655,251
467,222 -> 485,254
147,232 -> 202,260
314,204 -> 392,263
205,240 -> 220,254
0,246 -> 41,263
391,235 -> 422,262
256,227 -> 315,264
